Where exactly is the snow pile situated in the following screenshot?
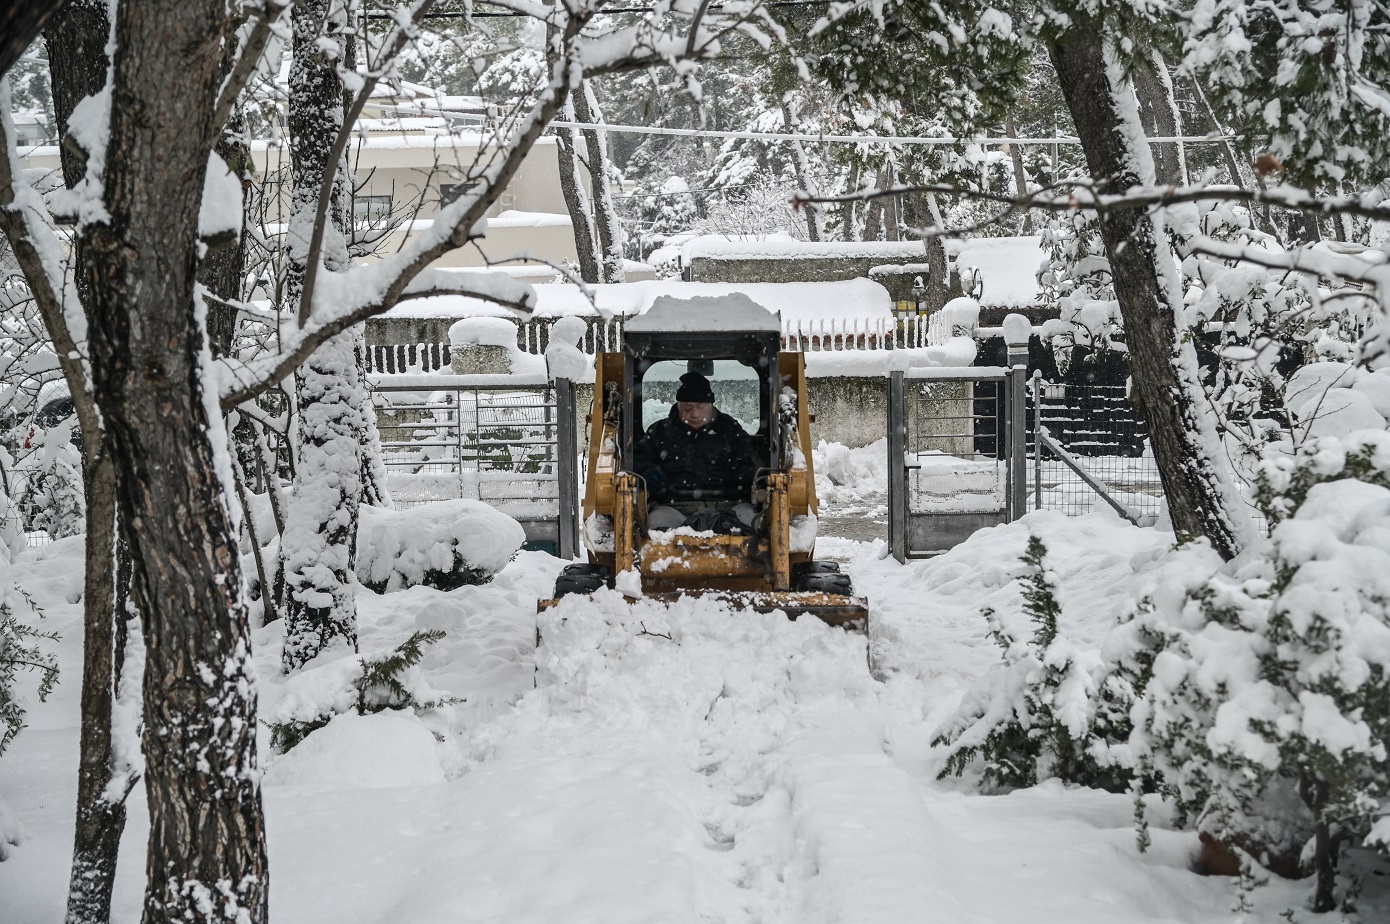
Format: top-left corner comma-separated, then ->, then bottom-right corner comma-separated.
814,439 -> 889,511
356,499 -> 525,592
265,710 -> 448,788
949,236 -> 1046,308
1284,361 -> 1390,440
449,316 -> 519,348
543,315 -> 591,382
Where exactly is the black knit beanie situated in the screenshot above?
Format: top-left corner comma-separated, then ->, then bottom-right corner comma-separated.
676,372 -> 715,403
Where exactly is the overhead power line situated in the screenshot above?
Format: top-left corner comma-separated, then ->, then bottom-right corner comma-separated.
363,1 -> 829,19
547,120 -> 1238,147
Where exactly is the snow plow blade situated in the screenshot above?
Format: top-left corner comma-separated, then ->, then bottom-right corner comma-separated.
537,590 -> 870,630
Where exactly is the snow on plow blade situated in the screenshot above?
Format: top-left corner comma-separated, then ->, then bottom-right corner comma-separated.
537,590 -> 869,630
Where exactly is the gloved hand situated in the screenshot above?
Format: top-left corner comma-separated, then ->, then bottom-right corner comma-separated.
641,466 -> 669,499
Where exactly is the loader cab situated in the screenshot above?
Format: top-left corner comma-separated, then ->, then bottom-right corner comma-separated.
620,299 -> 784,498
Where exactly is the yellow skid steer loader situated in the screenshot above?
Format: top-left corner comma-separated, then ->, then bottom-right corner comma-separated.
538,294 -> 869,627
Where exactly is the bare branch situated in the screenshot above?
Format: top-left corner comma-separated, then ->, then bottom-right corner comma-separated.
219,273 -> 534,410
298,0 -> 438,326
212,1 -> 283,135
0,81 -> 102,442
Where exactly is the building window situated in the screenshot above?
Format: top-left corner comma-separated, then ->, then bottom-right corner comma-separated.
354,194 -> 393,226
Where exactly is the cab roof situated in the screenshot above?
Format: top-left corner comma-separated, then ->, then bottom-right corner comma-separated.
623,294 -> 782,335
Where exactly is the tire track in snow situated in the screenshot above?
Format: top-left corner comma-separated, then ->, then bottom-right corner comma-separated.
476,589 -> 956,923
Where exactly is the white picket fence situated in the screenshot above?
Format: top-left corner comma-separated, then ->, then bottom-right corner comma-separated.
365,314 -> 952,374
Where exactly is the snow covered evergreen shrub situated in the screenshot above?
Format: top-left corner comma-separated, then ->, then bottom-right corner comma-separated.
933,536 -> 1130,791
355,499 -> 525,594
269,629 -> 457,752
1128,431 -> 1390,911
0,582 -> 58,757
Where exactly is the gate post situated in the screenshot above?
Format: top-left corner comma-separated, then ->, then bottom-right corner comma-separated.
1007,367 -> 1028,521
555,377 -> 581,560
887,370 -> 907,563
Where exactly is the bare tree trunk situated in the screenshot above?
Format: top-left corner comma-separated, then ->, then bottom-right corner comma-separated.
80,2 -> 268,921
882,163 -> 900,242
864,168 -> 888,241
0,0 -> 67,79
575,83 -> 625,281
554,94 -> 600,282
280,0 -> 363,672
1131,48 -> 1187,187
200,22 -> 252,358
45,8 -> 135,923
1005,116 -> 1033,234
1049,28 -> 1247,561
780,100 -> 822,242
843,159 -> 861,241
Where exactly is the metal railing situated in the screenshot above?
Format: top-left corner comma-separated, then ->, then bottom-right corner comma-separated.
888,366 -> 1028,561
1027,373 -> 1165,525
370,373 -> 579,558
367,312 -> 956,372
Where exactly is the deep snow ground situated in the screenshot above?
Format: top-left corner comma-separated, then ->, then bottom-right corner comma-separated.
2,511 -> 1377,923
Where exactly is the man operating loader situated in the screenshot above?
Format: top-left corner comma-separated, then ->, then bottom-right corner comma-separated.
634,371 -> 759,533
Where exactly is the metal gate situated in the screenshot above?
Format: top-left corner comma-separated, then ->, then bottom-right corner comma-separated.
370,374 -> 580,558
887,367 -> 1028,561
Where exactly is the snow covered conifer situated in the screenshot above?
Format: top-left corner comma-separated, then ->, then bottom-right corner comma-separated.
934,535 -> 1124,791
1131,432 -> 1390,911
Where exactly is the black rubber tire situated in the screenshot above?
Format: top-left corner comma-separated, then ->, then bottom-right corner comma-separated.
796,572 -> 853,596
560,562 -> 610,578
554,571 -> 607,597
792,560 -> 840,582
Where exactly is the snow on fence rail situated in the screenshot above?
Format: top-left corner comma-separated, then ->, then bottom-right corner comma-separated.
365,314 -> 952,373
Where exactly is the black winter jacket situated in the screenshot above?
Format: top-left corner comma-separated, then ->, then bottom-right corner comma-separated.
633,407 -> 759,502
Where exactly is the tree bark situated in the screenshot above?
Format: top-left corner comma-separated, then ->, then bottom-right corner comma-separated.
44,0 -> 107,191
45,7 -> 134,923
1005,116 -> 1033,234
280,0 -> 364,672
1130,48 -> 1187,187
0,0 -> 68,80
1049,29 -> 1247,560
556,98 -> 600,283
80,2 -> 268,922
200,36 -> 252,359
843,159 -> 861,241
575,83 -> 625,281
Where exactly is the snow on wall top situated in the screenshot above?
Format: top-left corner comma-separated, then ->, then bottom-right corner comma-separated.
949,236 -> 1046,307
383,278 -> 893,323
680,235 -> 926,262
624,294 -> 782,334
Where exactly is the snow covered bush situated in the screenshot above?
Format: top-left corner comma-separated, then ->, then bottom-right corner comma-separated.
269,629 -> 457,752
933,536 -> 1131,791
1127,432 -> 1390,912
355,499 -> 525,593
0,586 -> 57,758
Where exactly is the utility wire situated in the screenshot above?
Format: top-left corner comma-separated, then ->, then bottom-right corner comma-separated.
548,120 -> 1238,147
363,1 -> 829,20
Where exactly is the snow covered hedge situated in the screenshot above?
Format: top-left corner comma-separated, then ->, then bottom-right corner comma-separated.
1120,431 -> 1390,911
355,500 -> 526,594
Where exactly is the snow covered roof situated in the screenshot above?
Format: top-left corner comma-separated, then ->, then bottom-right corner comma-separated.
382,278 -> 893,323
949,236 -> 1047,307
624,294 -> 782,334
681,235 -> 926,262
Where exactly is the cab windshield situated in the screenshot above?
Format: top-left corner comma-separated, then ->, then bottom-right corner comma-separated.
639,359 -> 761,434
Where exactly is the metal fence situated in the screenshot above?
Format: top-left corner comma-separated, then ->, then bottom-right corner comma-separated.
887,367 -> 1028,560
366,313 -> 954,374
370,374 -> 579,557
1026,375 -> 1165,525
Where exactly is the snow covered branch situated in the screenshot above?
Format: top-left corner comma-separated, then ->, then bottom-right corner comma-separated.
796,178 -> 1390,225
0,79 -> 100,440
217,268 -> 536,410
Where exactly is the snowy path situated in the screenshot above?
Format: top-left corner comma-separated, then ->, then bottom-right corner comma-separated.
2,514 -> 1339,923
